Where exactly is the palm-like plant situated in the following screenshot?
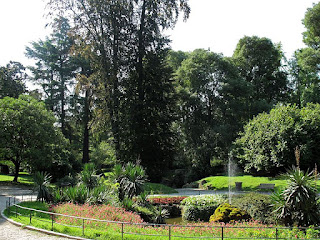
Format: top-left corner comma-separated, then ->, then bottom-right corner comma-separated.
113,162 -> 147,201
33,172 -> 52,202
79,163 -> 98,189
153,205 -> 170,224
272,166 -> 320,226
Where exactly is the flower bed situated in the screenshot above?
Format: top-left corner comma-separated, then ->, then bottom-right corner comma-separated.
148,196 -> 187,205
52,203 -> 144,230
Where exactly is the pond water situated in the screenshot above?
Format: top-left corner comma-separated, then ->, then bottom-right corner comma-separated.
165,216 -> 185,225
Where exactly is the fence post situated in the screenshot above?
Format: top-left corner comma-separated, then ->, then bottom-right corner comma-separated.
14,197 -> 15,204
8,198 -> 10,214
276,228 -> 278,240
15,204 -> 17,218
121,223 -> 124,240
30,210 -> 32,224
51,214 -> 54,231
221,226 -> 224,240
169,225 -> 171,240
82,219 -> 85,236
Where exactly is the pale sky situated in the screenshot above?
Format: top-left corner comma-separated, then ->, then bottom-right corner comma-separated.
0,0 -> 317,67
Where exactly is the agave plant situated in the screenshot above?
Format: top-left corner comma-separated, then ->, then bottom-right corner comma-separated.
271,166 -> 320,226
33,172 -> 52,202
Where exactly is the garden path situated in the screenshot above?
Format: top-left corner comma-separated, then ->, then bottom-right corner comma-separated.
0,185 -> 67,240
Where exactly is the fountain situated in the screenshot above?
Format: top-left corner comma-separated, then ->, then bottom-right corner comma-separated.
227,153 -> 238,204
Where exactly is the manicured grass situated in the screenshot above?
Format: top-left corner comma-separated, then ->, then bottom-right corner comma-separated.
200,175 -> 288,191
200,175 -> 320,191
0,172 -> 34,186
5,201 -> 320,240
144,182 -> 178,194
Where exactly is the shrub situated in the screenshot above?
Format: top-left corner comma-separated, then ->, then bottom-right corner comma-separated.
181,195 -> 225,221
232,192 -> 273,223
209,203 -> 251,223
133,205 -> 155,222
182,205 -> 220,222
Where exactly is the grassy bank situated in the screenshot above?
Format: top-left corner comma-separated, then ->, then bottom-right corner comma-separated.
144,182 -> 178,194
199,175 -> 289,191
0,172 -> 33,186
4,201 -> 320,240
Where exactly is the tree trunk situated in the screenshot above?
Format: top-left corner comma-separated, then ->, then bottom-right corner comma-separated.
13,160 -> 20,182
82,90 -> 90,164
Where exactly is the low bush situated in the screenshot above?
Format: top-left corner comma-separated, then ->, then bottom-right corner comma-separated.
182,205 -> 220,222
181,195 -> 225,221
232,192 -> 274,223
209,203 -> 251,223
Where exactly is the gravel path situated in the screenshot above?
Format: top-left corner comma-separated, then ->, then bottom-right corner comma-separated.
0,185 -> 67,240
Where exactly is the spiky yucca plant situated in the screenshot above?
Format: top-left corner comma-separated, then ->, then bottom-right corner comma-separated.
33,172 -> 52,202
272,166 -> 320,226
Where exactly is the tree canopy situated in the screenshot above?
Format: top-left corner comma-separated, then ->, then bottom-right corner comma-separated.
233,36 -> 288,117
0,61 -> 26,99
235,104 -> 320,175
0,95 -> 71,182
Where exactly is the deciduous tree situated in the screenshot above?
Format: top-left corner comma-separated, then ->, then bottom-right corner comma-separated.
0,95 -> 70,182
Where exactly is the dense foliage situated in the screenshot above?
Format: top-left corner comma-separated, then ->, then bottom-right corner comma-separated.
2,0 -> 320,190
235,104 -> 320,175
232,192 -> 273,223
0,95 -> 71,181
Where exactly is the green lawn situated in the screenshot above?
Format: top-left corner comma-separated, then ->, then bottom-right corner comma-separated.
0,172 -> 34,186
144,182 -> 178,194
200,175 -> 289,191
